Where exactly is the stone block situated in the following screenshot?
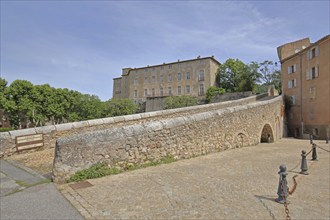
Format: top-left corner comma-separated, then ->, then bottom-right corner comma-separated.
113,116 -> 126,123
102,117 -> 115,124
123,114 -> 141,121
72,121 -> 89,129
35,125 -> 56,134
87,119 -> 104,126
123,124 -> 145,137
144,121 -> 163,132
55,123 -> 74,132
9,128 -> 36,139
161,117 -> 185,129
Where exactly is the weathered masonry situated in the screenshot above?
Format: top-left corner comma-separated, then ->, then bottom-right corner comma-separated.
0,94 -> 267,158
53,95 -> 283,183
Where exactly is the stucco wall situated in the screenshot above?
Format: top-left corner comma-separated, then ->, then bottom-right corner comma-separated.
53,96 -> 283,183
0,94 -> 267,158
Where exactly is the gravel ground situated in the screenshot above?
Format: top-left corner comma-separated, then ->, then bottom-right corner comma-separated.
9,148 -> 55,175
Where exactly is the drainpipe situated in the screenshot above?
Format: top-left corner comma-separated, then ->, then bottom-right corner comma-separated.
300,53 -> 304,138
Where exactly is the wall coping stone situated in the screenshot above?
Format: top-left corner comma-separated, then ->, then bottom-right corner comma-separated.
102,117 -> 115,124
72,121 -> 89,129
87,119 -> 104,126
34,125 -> 56,134
55,123 -> 74,132
9,128 -> 36,139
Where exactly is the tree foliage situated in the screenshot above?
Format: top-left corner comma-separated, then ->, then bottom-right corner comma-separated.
216,59 -> 261,92
0,77 -> 138,129
216,59 -> 281,94
103,98 -> 138,117
164,96 -> 197,109
205,86 -> 225,103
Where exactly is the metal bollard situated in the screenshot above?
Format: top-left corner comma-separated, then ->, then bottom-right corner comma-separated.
300,150 -> 309,175
275,164 -> 289,204
312,143 -> 318,161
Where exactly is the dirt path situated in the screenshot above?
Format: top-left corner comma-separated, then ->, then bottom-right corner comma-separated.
9,148 -> 55,175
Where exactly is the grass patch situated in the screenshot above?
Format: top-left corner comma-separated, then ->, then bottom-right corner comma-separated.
67,162 -> 121,183
67,155 -> 177,183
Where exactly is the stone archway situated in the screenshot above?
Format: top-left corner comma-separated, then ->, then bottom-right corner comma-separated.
260,124 -> 274,143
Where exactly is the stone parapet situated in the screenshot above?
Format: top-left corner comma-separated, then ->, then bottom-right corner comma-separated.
53,96 -> 283,183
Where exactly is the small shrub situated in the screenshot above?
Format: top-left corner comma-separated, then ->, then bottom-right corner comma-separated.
67,162 -> 121,182
67,156 -> 178,183
0,127 -> 13,132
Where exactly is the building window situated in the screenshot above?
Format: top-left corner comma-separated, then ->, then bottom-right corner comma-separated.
199,70 -> 204,81
152,88 -> 155,96
306,65 -> 319,80
144,89 -> 148,96
178,86 -> 181,95
160,87 -> 163,96
145,68 -> 148,72
288,79 -> 296,88
168,87 -> 172,95
309,86 -> 316,101
161,66 -> 164,70
186,85 -> 190,94
177,72 -> 182,81
199,84 -> 204,95
290,95 -> 296,105
308,46 -> 319,60
169,64 -> 172,69
144,77 -> 148,84
152,67 -> 155,71
152,76 -> 156,83
134,90 -> 137,97
168,74 -> 172,82
287,64 -> 297,74
160,75 -> 163,82
186,72 -> 190,80
134,79 -> 138,85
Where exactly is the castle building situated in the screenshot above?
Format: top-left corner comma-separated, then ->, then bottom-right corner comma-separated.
113,56 -> 221,103
277,35 -> 330,139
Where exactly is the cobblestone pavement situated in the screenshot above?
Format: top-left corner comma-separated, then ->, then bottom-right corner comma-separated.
58,138 -> 330,220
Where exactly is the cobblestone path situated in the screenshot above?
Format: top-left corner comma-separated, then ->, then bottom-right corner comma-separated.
58,138 -> 330,219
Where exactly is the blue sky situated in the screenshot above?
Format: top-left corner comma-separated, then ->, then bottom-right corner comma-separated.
1,1 -> 329,101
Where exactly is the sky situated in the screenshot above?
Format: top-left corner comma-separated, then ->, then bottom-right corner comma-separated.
1,1 -> 329,101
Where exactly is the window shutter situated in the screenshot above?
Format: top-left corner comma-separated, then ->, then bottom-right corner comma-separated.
315,65 -> 319,77
288,66 -> 291,74
293,64 -> 297,73
307,50 -> 310,60
294,79 -> 297,87
316,45 -> 320,56
288,81 -> 292,88
306,69 -> 310,80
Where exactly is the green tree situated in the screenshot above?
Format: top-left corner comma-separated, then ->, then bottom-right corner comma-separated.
103,98 -> 138,117
258,60 -> 282,93
164,96 -> 197,109
216,59 -> 261,92
3,80 -> 35,128
205,86 -> 225,103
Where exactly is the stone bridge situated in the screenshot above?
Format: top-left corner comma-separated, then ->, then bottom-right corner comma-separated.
51,95 -> 284,183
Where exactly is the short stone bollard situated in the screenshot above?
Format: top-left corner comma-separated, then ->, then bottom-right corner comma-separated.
326,136 -> 329,144
312,143 -> 318,161
275,164 -> 289,204
300,150 -> 309,175
268,134 -> 271,143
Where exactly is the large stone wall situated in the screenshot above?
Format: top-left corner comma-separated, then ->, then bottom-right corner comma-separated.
53,95 -> 283,183
0,94 -> 267,158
